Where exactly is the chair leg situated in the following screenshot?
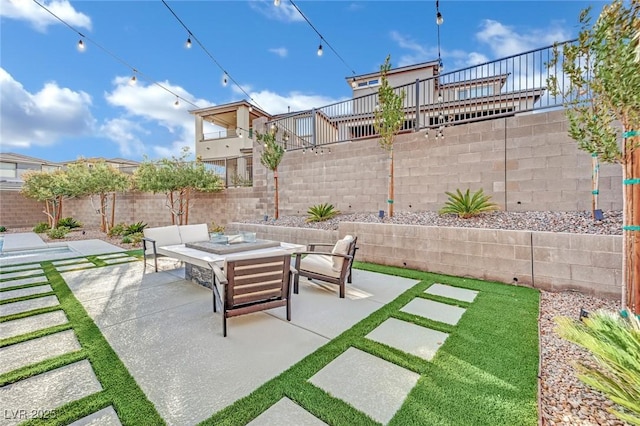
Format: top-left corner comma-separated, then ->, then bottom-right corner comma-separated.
340,281 -> 345,298
223,314 -> 227,337
293,273 -> 300,294
286,297 -> 291,321
348,269 -> 353,284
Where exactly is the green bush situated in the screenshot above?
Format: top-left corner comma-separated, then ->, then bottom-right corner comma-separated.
128,232 -> 144,244
306,203 -> 341,223
33,222 -> 51,233
0,226 -> 6,232
121,235 -> 133,244
124,221 -> 147,236
210,221 -> 225,233
57,217 -> 82,229
439,188 -> 498,219
108,223 -> 126,237
556,310 -> 640,425
47,226 -> 70,239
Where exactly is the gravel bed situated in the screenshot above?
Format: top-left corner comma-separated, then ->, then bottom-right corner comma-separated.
2,212 -> 629,424
241,210 -> 623,235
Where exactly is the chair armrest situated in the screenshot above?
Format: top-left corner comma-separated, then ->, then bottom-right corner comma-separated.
142,237 -> 157,254
295,251 -> 353,260
209,263 -> 227,285
307,243 -> 335,251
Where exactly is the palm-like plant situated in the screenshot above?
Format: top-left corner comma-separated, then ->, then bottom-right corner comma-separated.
258,129 -> 285,220
306,203 -> 341,223
555,311 -> 640,425
439,188 -> 498,219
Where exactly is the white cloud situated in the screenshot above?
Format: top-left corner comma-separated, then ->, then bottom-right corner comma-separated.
390,31 -> 485,69
0,67 -> 95,148
249,0 -> 303,23
103,77 -> 213,160
476,19 -> 571,58
0,0 -> 91,32
249,90 -> 346,115
268,47 -> 288,58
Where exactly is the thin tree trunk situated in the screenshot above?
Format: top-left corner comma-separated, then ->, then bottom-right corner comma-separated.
110,192 -> 116,230
389,149 -> 394,217
630,145 -> 640,314
274,170 -> 279,220
45,201 -> 52,227
100,193 -> 107,232
185,188 -> 190,225
170,192 -> 175,225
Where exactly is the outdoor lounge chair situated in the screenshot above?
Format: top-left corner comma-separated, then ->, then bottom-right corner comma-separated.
293,235 -> 357,298
210,252 -> 295,337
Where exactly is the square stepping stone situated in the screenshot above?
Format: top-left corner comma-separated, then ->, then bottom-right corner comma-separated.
96,253 -> 129,260
0,295 -> 59,317
400,298 -> 467,326
309,347 -> 419,424
0,264 -> 43,273
425,283 -> 478,303
0,360 -> 102,426
0,269 -> 45,280
69,406 -> 122,426
0,285 -> 53,301
0,276 -> 48,289
0,329 -> 81,374
0,311 -> 68,340
103,257 -> 138,265
248,398 -> 327,426
366,318 -> 449,361
52,258 -> 89,266
56,262 -> 95,272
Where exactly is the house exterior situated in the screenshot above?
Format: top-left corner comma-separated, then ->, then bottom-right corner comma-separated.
0,153 -> 61,190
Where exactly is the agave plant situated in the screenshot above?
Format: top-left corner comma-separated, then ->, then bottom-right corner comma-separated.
306,203 -> 341,223
555,311 -> 640,425
439,188 -> 498,219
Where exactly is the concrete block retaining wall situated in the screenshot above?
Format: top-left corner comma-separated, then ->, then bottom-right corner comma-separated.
229,222 -> 622,300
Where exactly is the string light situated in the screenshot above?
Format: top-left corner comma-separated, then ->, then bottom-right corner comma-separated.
129,73 -> 137,85
77,38 -> 85,52
174,97 -> 180,108
185,37 -> 192,48
222,73 -> 228,87
317,43 -> 323,57
274,0 -> 280,5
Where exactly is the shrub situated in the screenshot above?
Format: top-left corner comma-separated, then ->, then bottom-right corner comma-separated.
307,203 -> 341,223
210,221 -> 225,234
439,188 -> 498,219
128,232 -> 144,244
33,222 -> 50,233
57,217 -> 82,229
121,235 -> 133,244
124,221 -> 147,236
556,310 -> 640,425
0,226 -> 6,232
108,223 -> 126,237
47,226 -> 70,239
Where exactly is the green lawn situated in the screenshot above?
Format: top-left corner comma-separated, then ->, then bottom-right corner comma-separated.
202,262 -> 540,426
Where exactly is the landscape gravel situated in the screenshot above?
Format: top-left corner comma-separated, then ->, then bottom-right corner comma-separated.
3,210 -> 629,424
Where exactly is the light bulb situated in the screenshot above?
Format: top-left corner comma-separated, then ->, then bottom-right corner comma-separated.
351,78 -> 357,89
77,39 -> 85,51
317,44 -> 323,57
174,98 -> 180,108
437,92 -> 443,102
222,73 -> 228,87
249,105 -> 253,112
274,0 -> 280,5
130,75 -> 137,85
436,12 -> 444,25
186,37 -> 192,49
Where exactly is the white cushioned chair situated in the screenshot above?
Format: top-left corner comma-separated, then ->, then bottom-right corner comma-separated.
293,235 -> 357,298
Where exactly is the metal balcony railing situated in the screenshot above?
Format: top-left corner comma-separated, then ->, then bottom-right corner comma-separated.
203,155 -> 253,188
266,39 -> 585,150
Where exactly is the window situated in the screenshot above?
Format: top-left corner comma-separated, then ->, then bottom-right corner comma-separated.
0,162 -> 16,179
458,86 -> 493,100
354,79 -> 381,90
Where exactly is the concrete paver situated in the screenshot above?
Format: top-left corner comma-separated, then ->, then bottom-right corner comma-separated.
401,298 -> 466,325
0,330 -> 81,374
0,295 -> 59,317
68,406 -> 122,426
0,311 -> 68,340
52,258 -> 90,266
248,398 -> 327,426
425,283 -> 478,302
56,263 -> 95,272
0,360 -> 102,426
96,253 -> 129,260
102,257 -> 138,265
309,347 -> 420,425
0,264 -> 43,273
366,317 -> 449,361
0,269 -> 45,280
0,276 -> 48,289
0,285 -> 53,301
1,233 -> 47,252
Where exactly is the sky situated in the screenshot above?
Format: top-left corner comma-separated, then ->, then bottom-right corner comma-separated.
0,0 -> 607,163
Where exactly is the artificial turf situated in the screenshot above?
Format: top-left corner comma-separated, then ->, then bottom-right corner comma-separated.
200,262 -> 540,426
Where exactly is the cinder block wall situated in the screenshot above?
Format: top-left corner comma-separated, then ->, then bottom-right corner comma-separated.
230,222 -> 622,300
0,190 -> 48,228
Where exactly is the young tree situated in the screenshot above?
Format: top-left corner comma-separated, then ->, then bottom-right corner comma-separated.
374,54 -> 406,218
257,128 -> 285,220
548,0 -> 640,314
133,147 -> 224,225
21,169 -> 74,228
66,160 -> 131,233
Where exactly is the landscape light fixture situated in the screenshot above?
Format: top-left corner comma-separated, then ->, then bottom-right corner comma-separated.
77,39 -> 85,51
317,43 -> 323,57
186,37 -> 192,48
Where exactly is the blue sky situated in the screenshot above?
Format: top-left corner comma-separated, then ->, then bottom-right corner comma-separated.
1,0 -> 605,163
